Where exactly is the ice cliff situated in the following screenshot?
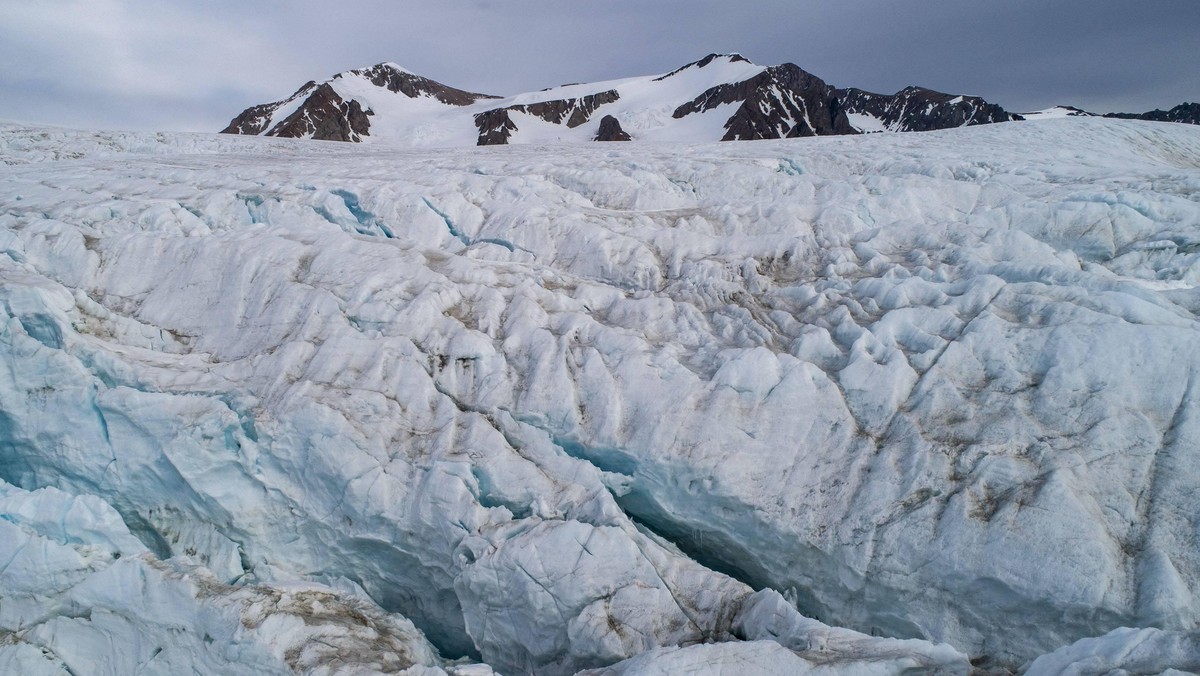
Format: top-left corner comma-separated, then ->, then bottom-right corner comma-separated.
1,117 -> 1199,674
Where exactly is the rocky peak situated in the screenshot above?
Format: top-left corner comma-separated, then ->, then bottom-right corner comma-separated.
268,83 -> 373,142
674,63 -> 854,140
836,85 -> 1022,132
653,53 -> 753,82
221,81 -> 318,136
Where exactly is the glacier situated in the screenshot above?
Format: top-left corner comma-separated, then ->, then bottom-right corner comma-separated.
1,117 -> 1199,674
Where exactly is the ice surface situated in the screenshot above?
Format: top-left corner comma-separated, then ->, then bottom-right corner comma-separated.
0,478 -> 455,675
1,117 -> 1200,673
1024,626 -> 1200,675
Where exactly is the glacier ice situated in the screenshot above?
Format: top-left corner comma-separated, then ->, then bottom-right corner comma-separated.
1024,626 -> 1200,675
0,478 -> 456,675
1,117 -> 1200,673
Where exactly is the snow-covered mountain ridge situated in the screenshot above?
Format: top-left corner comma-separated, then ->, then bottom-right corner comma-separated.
1023,103 -> 1200,125
221,54 -> 1022,146
3,117 -> 1200,674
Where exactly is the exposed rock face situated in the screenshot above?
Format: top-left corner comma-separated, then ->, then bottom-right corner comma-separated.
509,90 -> 621,128
595,115 -> 631,141
222,82 -> 319,136
673,63 -> 855,140
473,90 -> 622,145
474,109 -> 518,146
836,86 -> 1022,132
1106,102 -> 1200,125
267,83 -> 373,142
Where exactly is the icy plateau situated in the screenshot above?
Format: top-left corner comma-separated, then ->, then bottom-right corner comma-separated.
1,117 -> 1199,675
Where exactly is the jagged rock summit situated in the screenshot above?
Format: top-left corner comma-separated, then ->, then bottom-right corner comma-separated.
222,54 -> 1022,146
836,85 -> 1021,132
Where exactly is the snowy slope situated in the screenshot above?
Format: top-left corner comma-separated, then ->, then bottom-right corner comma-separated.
481,55 -> 767,144
3,118 -> 1200,674
1021,106 -> 1097,120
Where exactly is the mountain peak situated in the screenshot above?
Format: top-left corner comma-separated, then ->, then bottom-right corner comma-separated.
689,52 -> 753,67
653,53 -> 754,81
376,61 -> 414,74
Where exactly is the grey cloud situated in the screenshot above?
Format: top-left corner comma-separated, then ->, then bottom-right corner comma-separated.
1,0 -> 1196,132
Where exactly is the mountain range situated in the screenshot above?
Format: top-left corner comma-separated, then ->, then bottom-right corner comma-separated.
222,54 -> 1198,147
221,54 -> 1024,146
1025,102 -> 1200,124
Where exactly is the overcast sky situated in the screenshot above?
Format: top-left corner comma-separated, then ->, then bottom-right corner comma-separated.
2,0 -> 1197,132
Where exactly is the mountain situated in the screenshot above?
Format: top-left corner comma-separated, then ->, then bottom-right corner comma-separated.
1105,101 -> 1200,125
1021,105 -> 1097,120
221,62 -> 498,143
5,117 -> 1200,674
221,54 -> 1021,146
1022,103 -> 1199,125
836,86 -> 1021,132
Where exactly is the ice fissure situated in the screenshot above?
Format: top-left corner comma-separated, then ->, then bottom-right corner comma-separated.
2,118 -> 1200,674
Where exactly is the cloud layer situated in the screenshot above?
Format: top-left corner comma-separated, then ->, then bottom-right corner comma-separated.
1,0 -> 1197,132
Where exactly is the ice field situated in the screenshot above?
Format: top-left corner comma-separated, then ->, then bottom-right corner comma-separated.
2,117 -> 1200,674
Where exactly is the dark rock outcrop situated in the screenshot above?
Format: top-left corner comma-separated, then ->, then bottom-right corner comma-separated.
525,90 -> 621,127
595,115 -> 631,141
835,86 -> 1022,132
1105,102 -> 1200,125
653,52 -> 751,82
470,90 -> 620,145
472,90 -> 621,145
674,63 -> 855,140
222,82 -> 319,136
474,109 -> 518,146
265,83 -> 373,142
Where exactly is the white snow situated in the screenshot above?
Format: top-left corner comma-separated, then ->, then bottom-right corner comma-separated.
327,72 -> 481,146
846,112 -> 890,133
2,117 -> 1200,674
1022,106 -> 1094,120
